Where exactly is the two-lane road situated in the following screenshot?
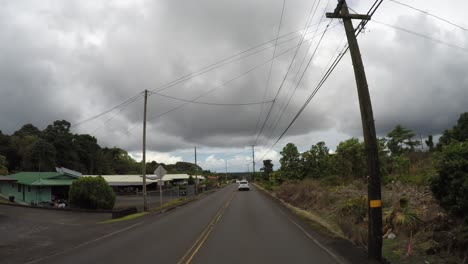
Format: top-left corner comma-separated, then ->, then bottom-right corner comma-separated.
29,184 -> 341,264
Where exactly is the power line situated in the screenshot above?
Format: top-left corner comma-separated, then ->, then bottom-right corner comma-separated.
125,36 -> 321,134
371,19 -> 468,53
253,0 -> 287,147
256,1 -> 381,163
70,92 -> 144,128
91,96 -> 144,135
261,4 -> 333,148
148,91 -> 275,106
72,23 -> 333,133
151,21 -> 330,94
254,0 -> 323,146
388,0 -> 468,32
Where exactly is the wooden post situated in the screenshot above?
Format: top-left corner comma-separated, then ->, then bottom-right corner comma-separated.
327,1 -> 382,261
252,145 -> 255,182
142,90 -> 148,212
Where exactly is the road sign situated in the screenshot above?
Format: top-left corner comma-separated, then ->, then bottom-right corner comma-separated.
154,165 -> 167,179
158,179 -> 164,186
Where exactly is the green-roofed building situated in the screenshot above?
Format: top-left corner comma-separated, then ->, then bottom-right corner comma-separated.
0,168 -> 81,205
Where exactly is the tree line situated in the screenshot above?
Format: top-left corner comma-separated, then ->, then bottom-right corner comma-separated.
261,112 -> 468,217
0,120 -> 202,175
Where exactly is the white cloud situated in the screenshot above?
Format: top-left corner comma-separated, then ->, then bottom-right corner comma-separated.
129,151 -> 183,164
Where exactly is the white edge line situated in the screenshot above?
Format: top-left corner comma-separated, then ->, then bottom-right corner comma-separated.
277,207 -> 348,264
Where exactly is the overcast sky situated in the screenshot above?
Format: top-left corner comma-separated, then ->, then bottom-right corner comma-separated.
1,0 -> 467,172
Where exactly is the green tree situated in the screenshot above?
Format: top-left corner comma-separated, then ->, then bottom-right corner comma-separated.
13,124 -> 41,137
279,143 -> 302,180
11,134 -> 40,170
425,135 -> 434,151
69,176 -> 116,209
438,112 -> 468,149
0,131 -> 16,171
387,125 -> 420,155
102,147 -> 139,174
0,155 -> 8,175
335,138 -> 367,179
24,139 -> 56,171
260,159 -> 274,180
187,175 -> 195,185
43,120 -> 79,169
301,141 -> 332,178
431,142 -> 468,217
73,134 -> 101,174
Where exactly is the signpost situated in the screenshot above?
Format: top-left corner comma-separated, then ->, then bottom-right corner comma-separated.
154,165 -> 167,212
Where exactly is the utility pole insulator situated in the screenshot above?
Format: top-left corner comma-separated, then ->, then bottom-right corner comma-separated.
327,0 -> 382,261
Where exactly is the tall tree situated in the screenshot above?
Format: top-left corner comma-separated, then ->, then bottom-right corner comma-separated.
260,159 -> 274,180
43,120 -> 78,169
279,143 -> 302,180
13,124 -> 41,137
437,112 -> 468,148
335,138 -> 367,179
102,147 -> 139,174
73,134 -> 101,174
302,141 -> 332,178
24,139 -> 57,171
0,130 -> 17,171
0,155 -> 8,175
386,125 -> 420,155
425,135 -> 434,151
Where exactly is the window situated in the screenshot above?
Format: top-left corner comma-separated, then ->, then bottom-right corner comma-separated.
28,186 -> 31,192
18,184 -> 21,192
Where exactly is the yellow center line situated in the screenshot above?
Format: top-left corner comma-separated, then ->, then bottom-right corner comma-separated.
178,191 -> 236,264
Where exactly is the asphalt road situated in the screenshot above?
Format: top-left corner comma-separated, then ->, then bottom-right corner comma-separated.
26,184 -> 343,264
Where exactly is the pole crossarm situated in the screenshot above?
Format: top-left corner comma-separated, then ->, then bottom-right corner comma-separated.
325,13 -> 371,20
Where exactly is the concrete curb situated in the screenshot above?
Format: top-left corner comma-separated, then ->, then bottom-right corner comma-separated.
0,200 -> 113,214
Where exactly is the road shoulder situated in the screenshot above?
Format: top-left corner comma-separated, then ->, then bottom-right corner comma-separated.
253,183 -> 375,264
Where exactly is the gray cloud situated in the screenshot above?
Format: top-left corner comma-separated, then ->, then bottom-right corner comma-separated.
1,0 -> 467,165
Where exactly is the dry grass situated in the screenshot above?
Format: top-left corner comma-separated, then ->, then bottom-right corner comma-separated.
270,178 -> 463,263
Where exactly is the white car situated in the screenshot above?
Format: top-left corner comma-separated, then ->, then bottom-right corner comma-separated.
238,180 -> 250,191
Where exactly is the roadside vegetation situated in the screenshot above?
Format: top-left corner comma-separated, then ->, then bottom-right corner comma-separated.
257,112 -> 468,263
69,176 -> 116,209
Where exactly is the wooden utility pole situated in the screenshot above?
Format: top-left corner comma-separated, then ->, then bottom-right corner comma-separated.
327,1 -> 382,261
142,90 -> 148,211
225,159 -> 228,183
194,146 -> 198,194
252,145 -> 255,181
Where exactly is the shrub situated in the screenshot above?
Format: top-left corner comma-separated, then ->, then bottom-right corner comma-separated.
69,176 -> 115,209
431,142 -> 468,217
338,196 -> 367,224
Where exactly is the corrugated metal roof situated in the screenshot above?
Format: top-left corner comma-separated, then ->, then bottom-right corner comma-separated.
85,175 -> 158,186
82,174 -> 205,186
8,172 -> 63,185
0,176 -> 17,182
7,172 -> 80,186
31,179 -> 76,186
161,174 -> 205,181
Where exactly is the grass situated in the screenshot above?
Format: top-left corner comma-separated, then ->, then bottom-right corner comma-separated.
99,212 -> 148,224
150,197 -> 188,212
254,182 -> 345,239
283,200 -> 345,238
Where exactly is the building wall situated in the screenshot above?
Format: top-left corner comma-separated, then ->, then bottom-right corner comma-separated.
0,183 -> 51,204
